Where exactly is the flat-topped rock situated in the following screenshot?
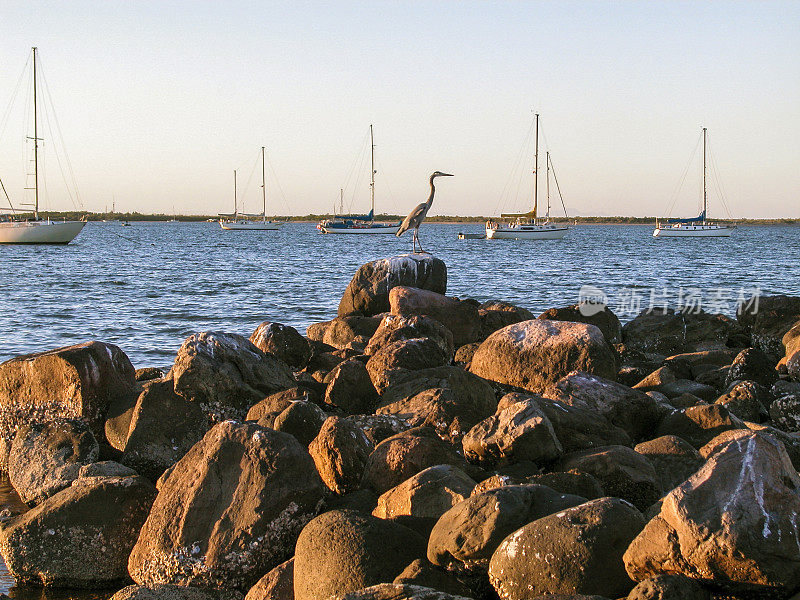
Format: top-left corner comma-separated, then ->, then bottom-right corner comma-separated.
339,255 -> 447,317
469,320 -> 617,394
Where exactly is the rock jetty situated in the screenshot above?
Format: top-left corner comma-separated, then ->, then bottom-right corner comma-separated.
0,252 -> 798,600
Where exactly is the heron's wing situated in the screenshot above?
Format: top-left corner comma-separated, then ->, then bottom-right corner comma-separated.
396,203 -> 428,237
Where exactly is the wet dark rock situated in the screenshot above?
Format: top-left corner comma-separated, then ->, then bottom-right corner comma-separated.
453,343 -> 480,367
0,475 -> 156,588
8,418 -> 99,505
737,294 -> 800,360
365,315 -> 455,360
526,470 -> 605,500
622,309 -> 734,355
478,300 -> 535,340
121,377 -> 210,482
0,341 -> 138,469
538,304 -> 623,344
129,421 -> 324,591
250,321 -> 312,370
272,400 -> 327,446
714,380 -> 771,423
724,348 -> 779,389
324,359 -> 380,415
293,509 -> 427,600
135,367 -> 166,382
769,394 -> 800,432
309,416 -> 373,495
488,497 -> 646,599
624,432 -> 800,591
556,446 -> 660,511
338,254 -> 447,318
389,287 -> 482,347
633,435 -> 704,493
172,331 -> 295,422
654,379 -> 718,402
428,484 -> 587,571
471,320 -> 617,394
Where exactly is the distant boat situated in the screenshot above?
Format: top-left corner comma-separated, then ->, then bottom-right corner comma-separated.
0,48 -> 85,244
486,113 -> 570,240
653,127 -> 734,238
220,147 -> 284,231
317,125 -> 399,234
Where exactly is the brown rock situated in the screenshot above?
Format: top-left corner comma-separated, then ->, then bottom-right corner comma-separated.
478,300 -> 534,340
655,404 -> 744,449
373,465 -> 476,520
392,560 -> 473,597
633,436 -> 704,493
309,416 -> 373,495
470,320 -> 617,394
724,348 -> 779,389
250,322 -> 312,370
324,359 -> 379,415
366,315 -> 455,360
526,470 -> 604,500
389,287 -> 482,347
737,294 -> 800,360
714,380 -> 771,423
307,316 -> 383,351
244,558 -> 293,600
326,583 -> 473,600
128,421 -> 324,591
0,341 -> 138,465
272,400 -> 327,446
293,509 -> 427,600
622,309 -> 734,355
338,254 -> 447,318
366,339 -> 450,395
246,387 -> 314,423
624,432 -> 800,590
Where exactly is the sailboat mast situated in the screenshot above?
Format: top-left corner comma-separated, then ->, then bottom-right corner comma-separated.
233,169 -> 237,217
702,127 -> 707,223
533,113 -> 539,220
546,151 -> 550,220
340,188 -> 344,216
32,47 -> 39,220
261,146 -> 266,223
370,124 -> 375,216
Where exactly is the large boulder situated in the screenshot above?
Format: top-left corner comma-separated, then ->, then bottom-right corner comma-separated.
309,416 -> 373,495
624,432 -> 800,591
0,475 -> 156,587
470,320 -> 617,394
339,254 -> 447,318
737,294 -> 800,360
366,339 -> 450,395
0,341 -> 138,466
361,428 -> 468,494
293,509 -> 427,600
714,380 -> 771,423
545,372 -> 660,441
488,497 -> 646,599
556,446 -> 660,511
324,359 -> 380,415
366,314 -> 455,360
373,465 -> 476,521
538,304 -> 623,344
389,287 -> 481,347
172,331 -> 295,421
478,301 -> 534,340
8,418 -> 99,505
622,309 -> 734,355
427,484 -> 587,571
121,377 -> 210,481
461,399 -> 562,466
128,421 -> 324,591
250,322 -> 312,370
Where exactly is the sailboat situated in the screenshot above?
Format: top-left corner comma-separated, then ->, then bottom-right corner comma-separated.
317,125 -> 399,234
653,127 -> 734,238
486,113 -> 570,240
0,48 -> 85,244
220,147 -> 283,231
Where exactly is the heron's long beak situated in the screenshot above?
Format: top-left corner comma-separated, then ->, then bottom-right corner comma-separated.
441,173 -> 454,177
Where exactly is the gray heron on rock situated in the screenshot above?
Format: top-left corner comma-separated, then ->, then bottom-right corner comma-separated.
396,171 -> 453,253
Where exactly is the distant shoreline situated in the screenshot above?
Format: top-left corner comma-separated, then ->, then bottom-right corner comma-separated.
14,212 -> 800,226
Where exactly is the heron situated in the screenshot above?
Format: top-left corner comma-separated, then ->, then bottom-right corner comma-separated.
396,171 -> 453,253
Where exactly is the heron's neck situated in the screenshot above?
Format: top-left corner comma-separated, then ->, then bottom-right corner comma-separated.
427,177 -> 436,207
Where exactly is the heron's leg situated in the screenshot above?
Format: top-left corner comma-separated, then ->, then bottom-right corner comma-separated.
412,228 -> 418,253
416,227 -> 424,253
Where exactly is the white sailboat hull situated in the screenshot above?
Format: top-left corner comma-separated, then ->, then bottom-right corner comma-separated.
653,225 -> 734,238
319,225 -> 399,234
486,224 -> 569,240
220,220 -> 283,231
0,220 -> 86,244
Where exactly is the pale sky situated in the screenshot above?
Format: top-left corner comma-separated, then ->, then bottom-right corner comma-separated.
0,1 -> 798,219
